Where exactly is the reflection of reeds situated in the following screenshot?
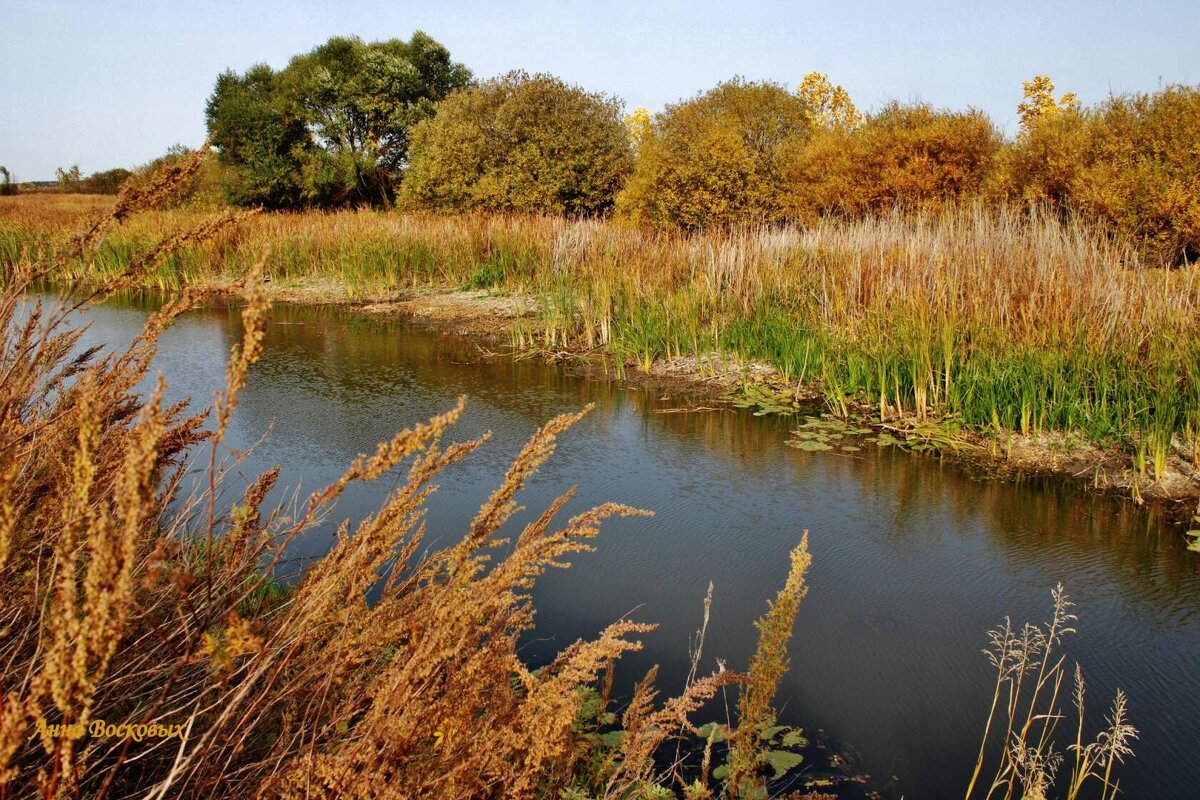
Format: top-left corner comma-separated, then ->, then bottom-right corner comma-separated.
965,585 -> 1137,800
4,198 -> 1197,464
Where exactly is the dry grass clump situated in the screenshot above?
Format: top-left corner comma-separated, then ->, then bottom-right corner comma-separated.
0,164 -> 821,799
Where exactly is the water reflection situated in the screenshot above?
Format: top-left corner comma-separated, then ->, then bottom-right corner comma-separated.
66,295 -> 1200,800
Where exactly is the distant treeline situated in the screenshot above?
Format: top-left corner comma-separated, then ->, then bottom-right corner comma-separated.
52,32 -> 1200,263
55,166 -> 133,194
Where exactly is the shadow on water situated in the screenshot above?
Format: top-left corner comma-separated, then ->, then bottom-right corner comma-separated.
66,294 -> 1200,799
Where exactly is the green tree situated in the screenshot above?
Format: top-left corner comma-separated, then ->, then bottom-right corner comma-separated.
0,166 -> 15,196
616,79 -> 812,228
78,168 -> 133,194
206,32 -> 470,208
400,72 -> 632,215
206,64 -> 311,208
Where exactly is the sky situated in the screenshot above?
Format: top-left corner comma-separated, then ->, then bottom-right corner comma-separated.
1,0 -> 1197,181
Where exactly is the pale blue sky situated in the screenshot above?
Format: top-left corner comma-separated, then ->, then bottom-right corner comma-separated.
2,0 -> 1197,180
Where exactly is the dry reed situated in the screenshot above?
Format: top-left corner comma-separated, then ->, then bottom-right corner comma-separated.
4,198 -> 1196,470
964,585 -> 1137,800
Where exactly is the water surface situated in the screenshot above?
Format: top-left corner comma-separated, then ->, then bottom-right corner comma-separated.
68,296 -> 1200,799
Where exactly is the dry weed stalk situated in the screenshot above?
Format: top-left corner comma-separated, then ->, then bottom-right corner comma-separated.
725,533 -> 811,797
964,585 -> 1137,800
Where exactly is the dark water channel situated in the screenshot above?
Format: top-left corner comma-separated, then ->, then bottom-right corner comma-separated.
63,296 -> 1200,799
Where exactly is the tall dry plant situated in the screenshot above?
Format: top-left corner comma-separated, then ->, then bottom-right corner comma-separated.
725,534 -> 811,798
964,585 -> 1137,800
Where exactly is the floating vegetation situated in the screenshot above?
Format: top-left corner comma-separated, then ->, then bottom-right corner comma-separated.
726,382 -> 805,416
880,416 -> 979,452
786,416 -> 872,453
785,413 -> 977,456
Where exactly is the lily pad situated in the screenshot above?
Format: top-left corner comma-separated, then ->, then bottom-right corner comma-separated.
761,749 -> 804,779
789,440 -> 833,452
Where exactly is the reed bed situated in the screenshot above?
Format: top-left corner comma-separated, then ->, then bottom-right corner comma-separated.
5,195 -> 1197,472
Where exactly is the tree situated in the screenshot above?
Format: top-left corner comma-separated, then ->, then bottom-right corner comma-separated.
995,84 -> 1200,263
400,72 -> 632,215
0,166 -> 15,196
206,32 -> 470,208
55,164 -> 81,190
624,107 -> 652,149
1016,75 -> 1079,135
206,64 -> 311,208
1075,86 -> 1200,262
77,168 -> 133,194
616,79 -> 812,228
796,72 -> 861,130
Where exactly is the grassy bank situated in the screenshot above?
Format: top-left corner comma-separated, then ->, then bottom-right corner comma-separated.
3,193 -> 1199,500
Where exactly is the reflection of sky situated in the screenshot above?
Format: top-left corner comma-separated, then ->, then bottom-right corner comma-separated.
61,295 -> 1200,800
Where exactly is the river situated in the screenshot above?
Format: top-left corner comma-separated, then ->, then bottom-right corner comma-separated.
64,295 -> 1200,799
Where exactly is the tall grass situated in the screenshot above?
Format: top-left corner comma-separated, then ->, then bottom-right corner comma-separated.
965,586 -> 1138,800
5,195 -> 1197,468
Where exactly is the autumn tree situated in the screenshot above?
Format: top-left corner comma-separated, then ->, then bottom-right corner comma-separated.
996,83 -> 1200,263
796,72 -> 861,130
784,102 -> 1000,220
616,78 -> 812,228
400,72 -> 632,215
624,107 -> 652,150
1075,86 -> 1200,262
1016,75 -> 1079,134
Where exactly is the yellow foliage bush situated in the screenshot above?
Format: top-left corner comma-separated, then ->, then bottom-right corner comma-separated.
616,79 -> 811,229
994,83 -> 1200,263
783,102 -> 1001,220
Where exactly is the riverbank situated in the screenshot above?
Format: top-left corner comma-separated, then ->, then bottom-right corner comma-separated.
3,194 -> 1199,519
187,272 -> 1200,522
